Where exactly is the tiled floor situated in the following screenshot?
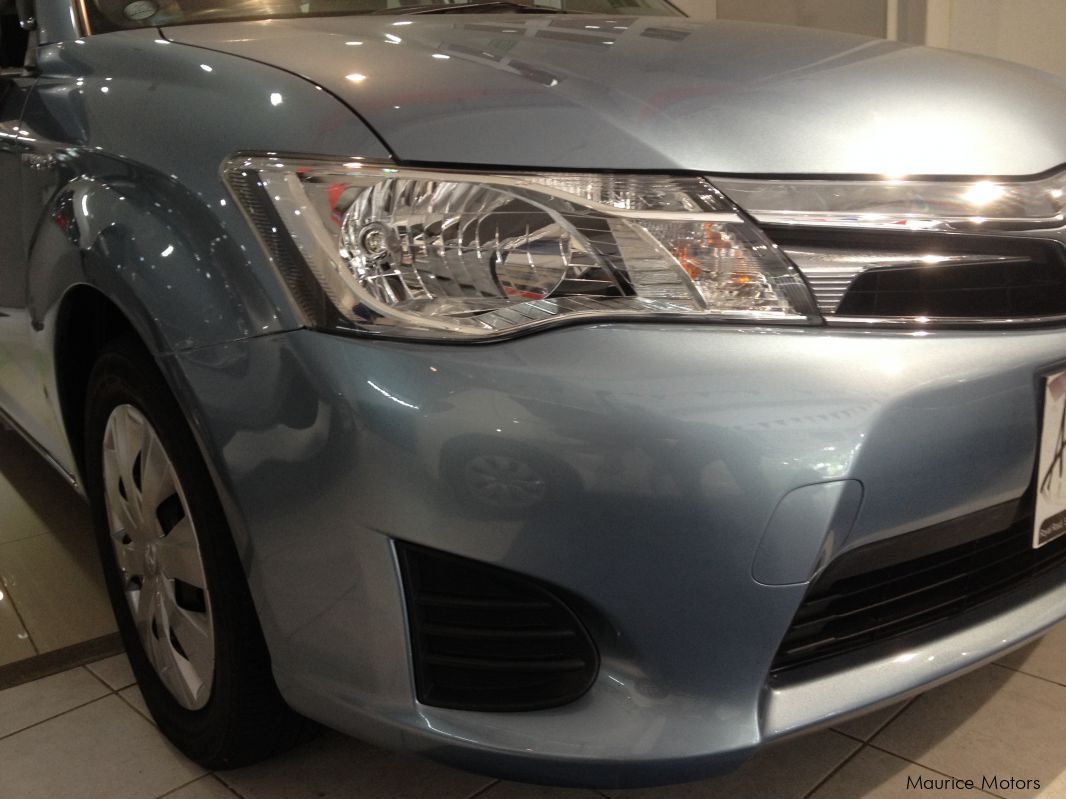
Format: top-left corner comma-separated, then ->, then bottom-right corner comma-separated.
1,634 -> 1066,799
5,426 -> 1066,798
0,428 -> 116,666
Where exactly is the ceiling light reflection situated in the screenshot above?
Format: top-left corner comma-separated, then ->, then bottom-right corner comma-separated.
964,181 -> 1006,208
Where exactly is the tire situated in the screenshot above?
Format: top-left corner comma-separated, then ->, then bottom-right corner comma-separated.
84,338 -> 311,769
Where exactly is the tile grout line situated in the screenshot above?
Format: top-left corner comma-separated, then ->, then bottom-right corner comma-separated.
799,740 -> 867,799
464,778 -> 500,799
0,690 -> 112,743
862,742 -> 1006,799
832,729 -> 864,744
115,684 -> 154,722
153,774 -> 214,799
833,697 -> 917,745
203,773 -> 249,799
82,663 -> 121,694
990,659 -> 1066,690
802,700 -> 920,795
0,529 -> 53,547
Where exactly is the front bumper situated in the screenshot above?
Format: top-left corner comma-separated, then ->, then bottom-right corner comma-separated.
173,322 -> 1066,787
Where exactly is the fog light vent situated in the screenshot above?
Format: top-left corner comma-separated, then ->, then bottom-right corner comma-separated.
396,543 -> 598,712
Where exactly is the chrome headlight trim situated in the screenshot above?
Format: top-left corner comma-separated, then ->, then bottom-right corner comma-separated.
224,154 -> 821,342
714,168 -> 1066,233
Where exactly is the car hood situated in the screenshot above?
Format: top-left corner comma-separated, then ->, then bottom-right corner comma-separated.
164,15 -> 1066,176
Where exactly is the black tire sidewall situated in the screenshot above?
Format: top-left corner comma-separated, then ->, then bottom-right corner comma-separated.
84,339 -> 275,766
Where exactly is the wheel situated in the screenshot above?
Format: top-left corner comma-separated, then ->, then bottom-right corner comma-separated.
84,338 -> 311,768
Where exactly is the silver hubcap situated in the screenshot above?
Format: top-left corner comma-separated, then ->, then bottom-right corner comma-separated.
102,404 -> 215,710
464,454 -> 548,509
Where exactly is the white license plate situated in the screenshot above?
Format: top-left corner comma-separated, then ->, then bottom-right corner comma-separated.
1035,370 -> 1066,547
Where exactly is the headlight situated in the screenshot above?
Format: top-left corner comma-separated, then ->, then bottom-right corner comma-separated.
225,156 -> 819,340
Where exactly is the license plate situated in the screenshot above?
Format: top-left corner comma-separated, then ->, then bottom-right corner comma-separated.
1035,371 -> 1066,547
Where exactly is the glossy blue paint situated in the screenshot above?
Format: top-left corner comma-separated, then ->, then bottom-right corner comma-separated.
6,29 -> 390,473
170,321 -> 1064,783
3,3 -> 1066,787
166,15 -> 1066,175
753,480 -> 863,586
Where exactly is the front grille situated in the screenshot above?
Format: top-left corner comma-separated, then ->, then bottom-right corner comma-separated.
772,500 -> 1066,675
837,258 -> 1066,319
396,543 -> 599,712
767,226 -> 1066,324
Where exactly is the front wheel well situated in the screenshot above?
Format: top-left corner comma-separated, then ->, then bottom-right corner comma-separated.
54,286 -> 147,477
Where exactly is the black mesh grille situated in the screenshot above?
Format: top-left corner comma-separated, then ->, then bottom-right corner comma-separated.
397,543 -> 599,712
837,258 -> 1066,318
772,500 -> 1066,675
764,226 -> 1066,324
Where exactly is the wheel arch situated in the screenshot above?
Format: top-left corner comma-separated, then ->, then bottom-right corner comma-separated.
26,155 -> 290,480
52,284 -> 149,479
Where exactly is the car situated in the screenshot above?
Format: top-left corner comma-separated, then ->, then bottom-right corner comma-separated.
3,0 -> 1066,788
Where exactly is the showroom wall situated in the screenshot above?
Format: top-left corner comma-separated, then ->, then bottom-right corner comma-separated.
671,0 -> 1066,80
672,0 -> 888,37
926,0 -> 1066,80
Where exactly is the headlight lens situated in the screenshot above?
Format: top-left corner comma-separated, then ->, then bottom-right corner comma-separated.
225,156 -> 818,340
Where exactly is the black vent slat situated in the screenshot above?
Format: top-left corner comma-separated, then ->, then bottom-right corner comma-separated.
416,594 -> 552,611
421,623 -> 577,640
423,655 -> 589,672
791,569 -> 972,632
781,596 -> 966,659
772,499 -> 1066,675
782,536 -> 1061,660
398,543 -> 599,711
796,531 -> 1026,627
793,524 -> 1018,624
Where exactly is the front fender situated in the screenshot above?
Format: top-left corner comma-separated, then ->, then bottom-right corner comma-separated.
28,161 -> 282,355
22,156 -> 291,479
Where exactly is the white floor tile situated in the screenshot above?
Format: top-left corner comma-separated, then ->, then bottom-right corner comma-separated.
0,694 -> 203,799
0,584 -> 35,666
998,620 -> 1066,687
0,667 -> 109,739
604,730 -> 860,799
119,683 -> 153,724
86,653 -> 136,691
478,782 -> 598,799
0,529 -> 116,653
162,775 -> 238,799
217,730 -> 493,799
810,747 -> 999,798
0,430 -> 61,545
874,664 -> 1066,798
832,702 -> 911,742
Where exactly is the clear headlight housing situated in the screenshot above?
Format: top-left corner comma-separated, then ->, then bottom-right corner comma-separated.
225,156 -> 819,340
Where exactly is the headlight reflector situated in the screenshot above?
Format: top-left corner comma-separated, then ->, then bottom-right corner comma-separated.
225,156 -> 819,339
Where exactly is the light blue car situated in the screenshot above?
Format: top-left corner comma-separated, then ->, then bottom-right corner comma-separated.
3,0 -> 1066,787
